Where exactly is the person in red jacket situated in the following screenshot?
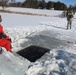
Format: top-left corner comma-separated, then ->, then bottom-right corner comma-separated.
0,15 -> 12,52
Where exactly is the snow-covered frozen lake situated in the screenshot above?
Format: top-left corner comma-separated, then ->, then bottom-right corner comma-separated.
0,7 -> 76,75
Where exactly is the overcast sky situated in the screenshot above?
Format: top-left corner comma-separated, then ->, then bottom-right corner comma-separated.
16,0 -> 76,6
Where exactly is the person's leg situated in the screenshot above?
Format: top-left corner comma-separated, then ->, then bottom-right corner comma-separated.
5,41 -> 12,52
70,19 -> 72,29
0,39 -> 12,52
67,21 -> 69,29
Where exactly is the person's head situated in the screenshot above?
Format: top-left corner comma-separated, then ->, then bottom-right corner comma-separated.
0,15 -> 2,22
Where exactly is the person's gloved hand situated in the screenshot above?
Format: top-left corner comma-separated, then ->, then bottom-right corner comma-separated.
7,38 -> 12,42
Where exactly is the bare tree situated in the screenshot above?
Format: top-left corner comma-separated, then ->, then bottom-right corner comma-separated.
11,0 -> 15,3
0,0 -> 9,10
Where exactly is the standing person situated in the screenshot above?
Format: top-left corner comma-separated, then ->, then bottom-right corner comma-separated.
67,10 -> 73,29
0,15 -> 12,52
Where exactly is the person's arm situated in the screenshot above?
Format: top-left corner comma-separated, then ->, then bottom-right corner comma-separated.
0,25 -> 9,39
0,32 -> 7,39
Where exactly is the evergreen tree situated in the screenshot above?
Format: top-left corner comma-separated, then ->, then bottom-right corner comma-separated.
38,0 -> 46,9
54,1 -> 67,10
22,0 -> 67,10
46,1 -> 54,9
22,0 -> 39,8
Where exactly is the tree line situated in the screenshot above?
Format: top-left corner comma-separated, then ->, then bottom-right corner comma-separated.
22,0 -> 67,10
0,0 -> 76,11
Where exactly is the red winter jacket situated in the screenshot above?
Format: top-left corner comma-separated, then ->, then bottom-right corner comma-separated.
0,25 -> 12,52
0,25 -> 9,39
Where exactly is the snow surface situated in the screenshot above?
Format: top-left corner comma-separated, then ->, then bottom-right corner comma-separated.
0,7 -> 76,75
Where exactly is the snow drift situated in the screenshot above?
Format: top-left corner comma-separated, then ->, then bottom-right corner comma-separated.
26,50 -> 76,75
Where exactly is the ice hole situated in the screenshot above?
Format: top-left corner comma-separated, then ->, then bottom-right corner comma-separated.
17,45 -> 50,62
